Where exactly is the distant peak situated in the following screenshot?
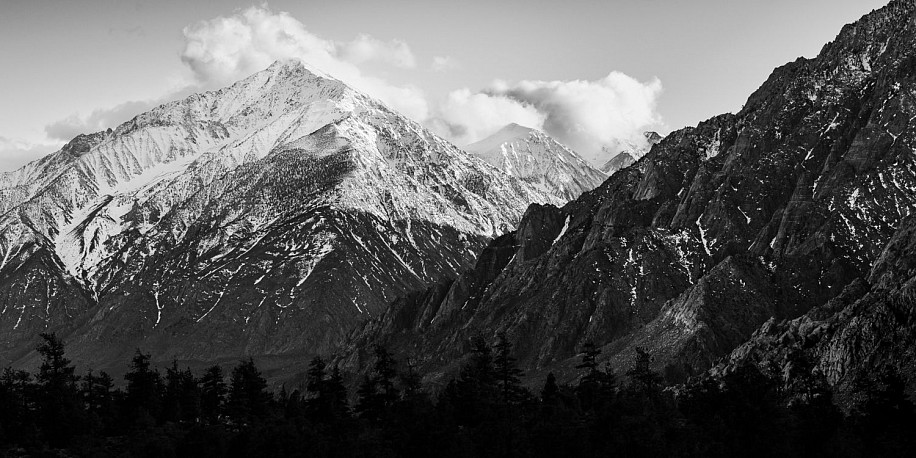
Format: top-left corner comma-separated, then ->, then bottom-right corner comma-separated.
499,122 -> 537,136
464,123 -> 543,153
268,58 -> 304,70
264,58 -> 335,81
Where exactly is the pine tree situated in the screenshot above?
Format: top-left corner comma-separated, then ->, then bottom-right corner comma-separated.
124,349 -> 163,425
227,358 -> 271,423
164,361 -> 200,423
355,374 -> 380,420
541,372 -> 560,404
0,367 -> 37,446
327,364 -> 349,418
35,333 -> 85,446
442,336 -> 500,428
81,369 -> 116,433
400,359 -> 424,400
626,347 -> 661,398
306,356 -> 327,397
493,333 -> 525,405
373,346 -> 400,408
575,342 -> 615,412
356,346 -> 400,421
304,356 -> 350,424
199,365 -> 227,423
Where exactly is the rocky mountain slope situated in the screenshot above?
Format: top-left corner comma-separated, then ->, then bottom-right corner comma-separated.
711,213 -> 916,402
340,0 -> 916,394
464,123 -> 606,201
0,60 -> 562,374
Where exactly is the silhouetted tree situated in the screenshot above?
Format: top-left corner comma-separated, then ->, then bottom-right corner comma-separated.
356,346 -> 401,422
163,360 -> 201,423
575,342 -> 615,413
199,364 -> 227,423
625,347 -> 661,399
305,356 -> 348,422
494,333 -> 525,405
124,349 -> 163,426
81,369 -> 116,434
0,367 -> 37,447
227,358 -> 271,424
35,333 -> 85,446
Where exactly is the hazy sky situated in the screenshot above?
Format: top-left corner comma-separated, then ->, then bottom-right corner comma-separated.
0,0 -> 890,171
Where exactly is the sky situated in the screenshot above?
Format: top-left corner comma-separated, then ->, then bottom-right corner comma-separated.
0,0 -> 891,171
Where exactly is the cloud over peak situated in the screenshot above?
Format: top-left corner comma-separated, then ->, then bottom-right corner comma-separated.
179,6 -> 428,120
430,73 -> 664,165
486,73 -> 664,164
33,5 -> 664,171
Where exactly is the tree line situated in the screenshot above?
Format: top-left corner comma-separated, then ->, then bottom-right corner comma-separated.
1,333 -> 915,457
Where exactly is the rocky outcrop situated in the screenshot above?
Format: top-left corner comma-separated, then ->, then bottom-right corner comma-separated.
340,0 -> 916,392
714,215 -> 916,402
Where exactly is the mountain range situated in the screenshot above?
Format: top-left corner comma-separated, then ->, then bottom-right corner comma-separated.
0,60 -> 601,376
338,0 -> 916,401
2,0 -> 915,405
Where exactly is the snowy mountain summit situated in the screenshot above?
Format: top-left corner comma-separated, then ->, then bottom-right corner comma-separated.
0,59 -> 560,371
464,123 -> 606,201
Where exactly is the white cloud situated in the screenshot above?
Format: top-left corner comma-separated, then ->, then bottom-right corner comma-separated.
35,5 -> 664,172
178,5 -> 428,120
431,56 -> 458,72
428,89 -> 545,146
488,73 -> 664,165
338,34 -> 416,68
0,136 -> 61,171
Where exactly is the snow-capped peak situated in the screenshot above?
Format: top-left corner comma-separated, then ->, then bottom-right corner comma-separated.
464,124 -> 605,202
1,60 -> 564,290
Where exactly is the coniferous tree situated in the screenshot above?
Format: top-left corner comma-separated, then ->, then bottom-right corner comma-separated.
0,367 -> 37,447
356,346 -> 400,422
305,356 -> 349,423
625,347 -> 661,399
575,342 -> 615,412
164,360 -> 201,423
199,364 -> 227,423
81,369 -> 116,434
399,359 -> 426,402
372,346 -> 400,409
306,356 -> 330,420
326,364 -> 349,418
493,333 -> 525,405
124,349 -> 163,426
355,375 -> 380,420
444,335 -> 499,424
227,358 -> 271,424
35,333 -> 85,447
541,373 -> 560,404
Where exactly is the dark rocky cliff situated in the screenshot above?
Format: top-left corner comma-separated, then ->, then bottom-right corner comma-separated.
340,1 -> 916,395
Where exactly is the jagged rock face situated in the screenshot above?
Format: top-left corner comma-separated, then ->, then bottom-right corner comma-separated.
0,60 -> 563,374
340,0 -> 916,388
464,123 -> 606,202
714,215 -> 916,402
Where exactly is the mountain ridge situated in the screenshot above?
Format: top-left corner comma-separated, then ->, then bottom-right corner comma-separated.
338,0 -> 916,398
0,59 -> 573,377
